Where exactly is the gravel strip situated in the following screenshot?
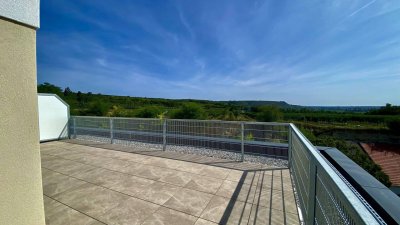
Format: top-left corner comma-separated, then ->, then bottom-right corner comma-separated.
75,135 -> 288,167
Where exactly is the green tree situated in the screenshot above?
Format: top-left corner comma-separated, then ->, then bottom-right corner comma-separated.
172,103 -> 206,119
256,106 -> 283,122
63,87 -> 72,96
367,103 -> 400,115
77,91 -> 83,103
37,82 -> 62,96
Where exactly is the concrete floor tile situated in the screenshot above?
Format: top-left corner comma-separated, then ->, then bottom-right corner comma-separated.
41,158 -> 71,170
43,196 -> 104,225
138,181 -> 181,205
253,183 -> 272,208
176,162 -> 207,174
226,170 -> 260,186
283,190 -> 298,214
200,195 -> 252,225
158,170 -> 193,186
141,207 -> 197,225
73,167 -> 130,188
40,148 -> 74,156
42,169 -> 87,197
199,166 -> 230,179
215,180 -> 257,203
115,162 -> 145,176
63,153 -> 112,167
270,207 -> 285,225
40,153 -> 57,162
136,165 -> 176,180
99,197 -> 160,225
184,175 -> 223,194
108,175 -> 155,196
286,212 -> 300,225
194,218 -> 219,225
42,158 -> 96,177
272,171 -> 283,190
123,153 -> 154,163
143,157 -> 181,170
247,205 -> 285,225
163,188 -> 213,216
53,183 -> 129,220
248,204 -> 299,225
99,158 -> 132,171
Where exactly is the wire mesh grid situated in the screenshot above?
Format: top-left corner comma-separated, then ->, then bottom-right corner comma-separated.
244,122 -> 289,157
72,116 -> 111,142
112,117 -> 163,145
289,125 -> 379,225
165,119 -> 289,158
70,117 -> 290,159
290,129 -> 311,220
314,168 -> 363,225
166,119 -> 242,152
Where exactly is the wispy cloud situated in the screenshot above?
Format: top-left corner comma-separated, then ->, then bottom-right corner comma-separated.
348,0 -> 377,17
37,0 -> 400,105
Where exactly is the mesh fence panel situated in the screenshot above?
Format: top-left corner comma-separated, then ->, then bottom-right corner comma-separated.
70,116 -> 289,158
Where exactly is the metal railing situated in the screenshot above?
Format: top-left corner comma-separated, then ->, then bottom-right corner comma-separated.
69,116 -> 290,160
289,124 -> 381,225
68,116 -> 385,224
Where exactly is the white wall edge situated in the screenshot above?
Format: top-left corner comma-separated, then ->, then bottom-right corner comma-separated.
0,0 -> 40,28
38,93 -> 70,142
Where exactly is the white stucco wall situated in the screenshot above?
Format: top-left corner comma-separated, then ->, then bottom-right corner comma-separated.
38,94 -> 70,141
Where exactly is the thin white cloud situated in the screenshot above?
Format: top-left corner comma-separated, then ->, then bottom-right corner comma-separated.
178,7 -> 195,40
348,0 -> 377,17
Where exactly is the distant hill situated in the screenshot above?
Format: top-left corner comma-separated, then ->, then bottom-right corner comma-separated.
37,82 -> 385,115
304,106 -> 381,112
219,100 -> 295,108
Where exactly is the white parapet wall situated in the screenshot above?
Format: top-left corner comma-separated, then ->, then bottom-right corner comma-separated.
38,93 -> 70,142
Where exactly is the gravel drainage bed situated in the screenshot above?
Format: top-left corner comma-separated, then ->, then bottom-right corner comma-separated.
75,135 -> 288,168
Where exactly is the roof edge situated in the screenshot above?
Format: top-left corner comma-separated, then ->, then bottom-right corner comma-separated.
0,0 -> 40,29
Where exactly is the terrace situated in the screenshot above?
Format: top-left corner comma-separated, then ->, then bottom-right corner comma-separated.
38,105 -> 400,225
41,140 -> 297,225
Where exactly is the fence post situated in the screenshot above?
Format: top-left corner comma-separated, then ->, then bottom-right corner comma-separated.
68,117 -> 71,139
110,118 -> 114,144
241,122 -> 244,162
288,124 -> 292,168
162,119 -> 167,151
307,159 -> 317,225
73,117 -> 77,139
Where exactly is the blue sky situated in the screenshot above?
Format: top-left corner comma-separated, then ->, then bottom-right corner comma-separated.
38,0 -> 400,106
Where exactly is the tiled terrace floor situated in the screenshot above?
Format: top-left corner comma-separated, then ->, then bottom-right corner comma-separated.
41,141 -> 299,225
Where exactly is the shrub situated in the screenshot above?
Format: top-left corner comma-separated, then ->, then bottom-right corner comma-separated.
86,101 -> 110,116
256,106 -> 283,122
387,118 -> 400,133
172,103 -> 206,119
107,105 -> 126,117
135,106 -> 163,118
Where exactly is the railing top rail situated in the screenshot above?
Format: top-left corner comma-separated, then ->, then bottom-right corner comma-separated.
289,123 -> 380,225
72,116 -> 160,121
71,116 -> 290,126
